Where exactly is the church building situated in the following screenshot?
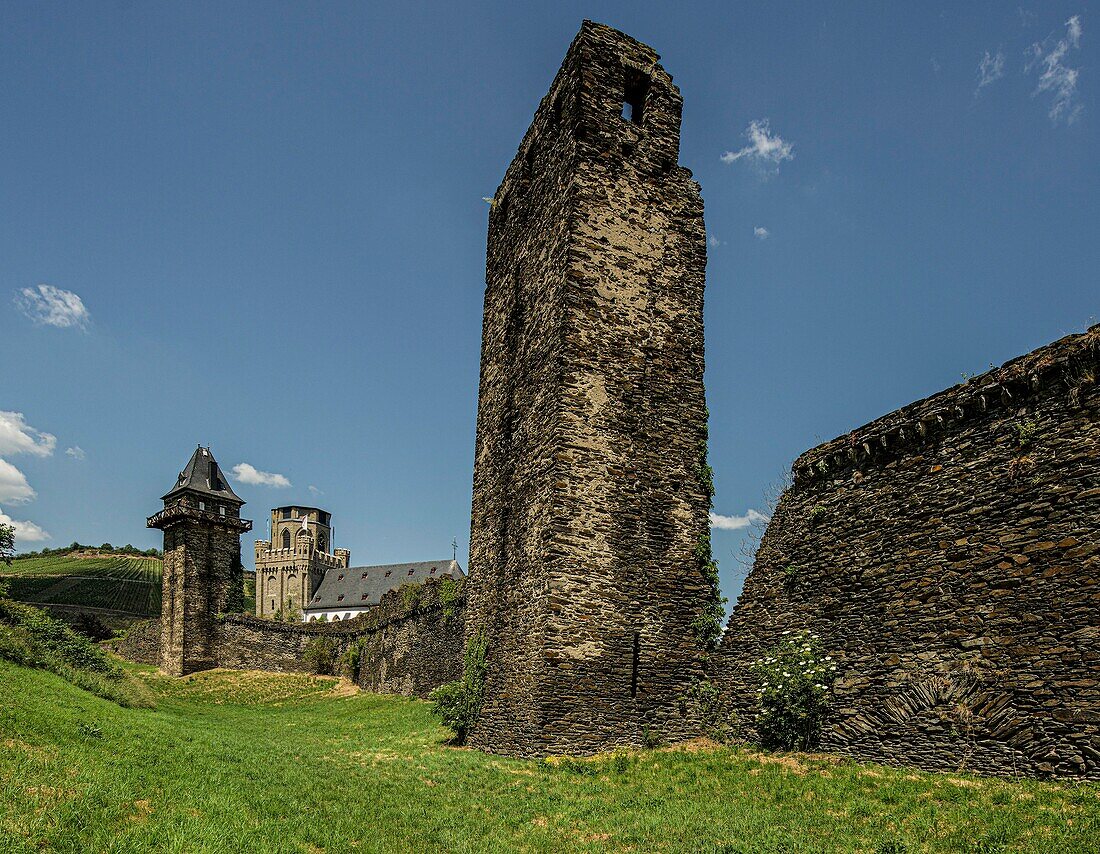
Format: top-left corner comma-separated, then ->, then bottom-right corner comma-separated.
253,505 -> 462,622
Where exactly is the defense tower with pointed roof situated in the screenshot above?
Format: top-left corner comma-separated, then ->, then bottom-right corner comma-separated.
148,446 -> 252,675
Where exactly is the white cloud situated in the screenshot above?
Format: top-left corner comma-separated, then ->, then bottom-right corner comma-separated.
709,509 -> 771,531
231,463 -> 291,488
0,509 -> 50,543
753,226 -> 770,240
720,120 -> 794,172
0,459 -> 36,503
0,411 -> 56,458
976,49 -> 1006,93
13,284 -> 90,329
308,484 -> 323,496
707,234 -> 721,248
1027,15 -> 1084,123
65,446 -> 86,460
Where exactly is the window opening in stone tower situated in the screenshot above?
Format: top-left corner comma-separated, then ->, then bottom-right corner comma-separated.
631,632 -> 640,698
622,71 -> 650,125
281,529 -> 291,549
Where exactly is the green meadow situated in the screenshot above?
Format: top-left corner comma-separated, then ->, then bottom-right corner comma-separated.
1,660 -> 1096,853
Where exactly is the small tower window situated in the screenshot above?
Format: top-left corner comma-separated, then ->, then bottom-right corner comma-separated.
198,500 -> 205,511
281,529 -> 291,549
219,505 -> 226,516
621,71 -> 650,125
281,508 -> 291,520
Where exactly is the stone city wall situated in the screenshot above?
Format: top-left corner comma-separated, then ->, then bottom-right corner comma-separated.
719,325 -> 1100,778
215,577 -> 465,698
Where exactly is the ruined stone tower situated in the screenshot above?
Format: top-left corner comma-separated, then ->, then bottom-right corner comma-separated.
148,446 -> 252,675
466,21 -> 711,755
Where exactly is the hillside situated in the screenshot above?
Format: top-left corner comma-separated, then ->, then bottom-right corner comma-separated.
1,553 -> 256,628
1,661 -> 1096,852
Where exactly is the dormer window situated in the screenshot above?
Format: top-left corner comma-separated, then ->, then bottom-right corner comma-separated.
198,501 -> 205,511
408,569 -> 415,576
219,505 -> 226,516
338,574 -> 344,581
337,594 -> 344,602
430,567 -> 437,574
384,571 -> 391,578
361,572 -> 368,579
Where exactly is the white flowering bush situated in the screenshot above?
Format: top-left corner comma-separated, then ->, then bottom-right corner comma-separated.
752,629 -> 837,750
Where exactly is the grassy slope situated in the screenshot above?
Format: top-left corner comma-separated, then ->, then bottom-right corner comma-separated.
1,662 -> 1096,853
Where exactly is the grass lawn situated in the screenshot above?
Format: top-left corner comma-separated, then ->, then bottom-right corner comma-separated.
1,660 -> 1096,853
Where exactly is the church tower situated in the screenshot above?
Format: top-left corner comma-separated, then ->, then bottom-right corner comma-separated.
254,505 -> 350,619
466,22 -> 712,755
148,446 -> 252,676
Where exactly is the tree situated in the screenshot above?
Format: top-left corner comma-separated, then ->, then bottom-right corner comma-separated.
1,522 -> 14,565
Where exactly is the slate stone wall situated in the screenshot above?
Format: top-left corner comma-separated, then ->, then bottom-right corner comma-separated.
159,516 -> 245,676
719,325 -> 1100,778
466,21 -> 712,756
215,578 -> 465,698
112,617 -> 162,665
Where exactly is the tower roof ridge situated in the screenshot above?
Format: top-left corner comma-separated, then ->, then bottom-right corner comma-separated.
162,445 -> 244,504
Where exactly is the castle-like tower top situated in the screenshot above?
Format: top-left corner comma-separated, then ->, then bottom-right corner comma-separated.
161,445 -> 244,505
149,446 -> 251,534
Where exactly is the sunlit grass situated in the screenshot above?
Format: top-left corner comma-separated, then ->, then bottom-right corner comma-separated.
1,660 -> 1096,852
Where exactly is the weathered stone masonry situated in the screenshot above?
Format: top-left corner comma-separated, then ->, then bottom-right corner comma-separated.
719,326 -> 1100,778
466,21 -> 712,756
124,578 -> 465,697
217,578 -> 466,697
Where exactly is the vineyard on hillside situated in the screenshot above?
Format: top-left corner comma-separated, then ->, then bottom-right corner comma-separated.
1,555 -> 163,616
2,552 -> 256,620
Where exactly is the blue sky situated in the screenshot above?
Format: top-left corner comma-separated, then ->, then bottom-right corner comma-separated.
1,2 -> 1096,607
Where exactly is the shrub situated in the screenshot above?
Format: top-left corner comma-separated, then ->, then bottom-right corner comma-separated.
302,636 -> 338,675
752,629 -> 837,751
0,597 -> 154,707
401,584 -> 421,609
339,640 -> 366,681
682,678 -> 736,743
429,629 -> 488,745
438,576 -> 463,620
72,612 -> 114,642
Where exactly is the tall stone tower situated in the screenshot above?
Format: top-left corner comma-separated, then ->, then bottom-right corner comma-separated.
466,21 -> 712,755
254,505 -> 350,618
148,446 -> 252,676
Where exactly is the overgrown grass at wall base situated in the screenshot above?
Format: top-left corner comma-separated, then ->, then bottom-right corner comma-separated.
430,628 -> 488,744
752,629 -> 837,750
302,636 -> 338,675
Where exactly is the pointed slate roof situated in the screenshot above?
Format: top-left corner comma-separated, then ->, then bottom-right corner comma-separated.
162,446 -> 244,504
303,560 -> 464,612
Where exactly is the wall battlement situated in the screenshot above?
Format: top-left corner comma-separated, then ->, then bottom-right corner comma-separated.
720,325 -> 1100,778
794,325 -> 1099,485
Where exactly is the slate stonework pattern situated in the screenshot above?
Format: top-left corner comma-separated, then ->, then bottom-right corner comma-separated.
719,325 -> 1100,778
214,578 -> 465,698
465,21 -> 712,756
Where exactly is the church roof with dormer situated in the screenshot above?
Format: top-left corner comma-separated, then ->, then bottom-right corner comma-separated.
162,446 -> 244,504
